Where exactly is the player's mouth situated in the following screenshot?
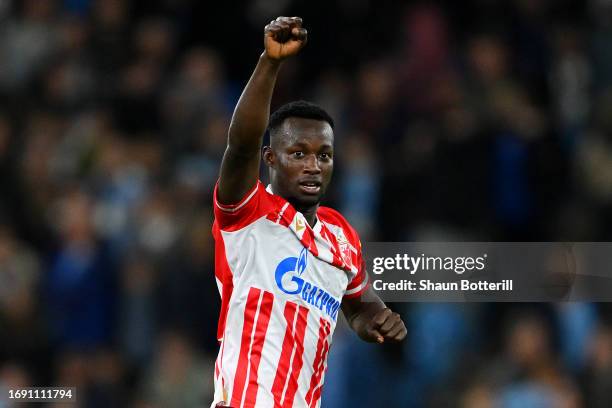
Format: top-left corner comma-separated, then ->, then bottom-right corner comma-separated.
298,180 -> 322,194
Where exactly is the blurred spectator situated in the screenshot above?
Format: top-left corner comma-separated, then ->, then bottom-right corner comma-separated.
582,325 -> 612,407
461,382 -> 495,408
0,0 -> 60,91
337,131 -> 379,238
550,26 -> 590,148
53,349 -> 126,407
138,331 -> 213,408
45,189 -> 116,350
0,226 -> 48,382
0,362 -> 30,407
118,255 -> 158,368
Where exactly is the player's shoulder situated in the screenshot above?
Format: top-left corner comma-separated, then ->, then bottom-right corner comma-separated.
317,205 -> 348,224
213,180 -> 284,231
317,206 -> 360,244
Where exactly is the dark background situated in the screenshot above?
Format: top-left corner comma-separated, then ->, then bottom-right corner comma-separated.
0,0 -> 611,406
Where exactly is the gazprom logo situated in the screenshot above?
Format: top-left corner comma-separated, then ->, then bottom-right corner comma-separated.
275,248 -> 341,320
275,248 -> 308,294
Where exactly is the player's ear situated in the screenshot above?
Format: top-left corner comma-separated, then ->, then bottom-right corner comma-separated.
262,146 -> 274,167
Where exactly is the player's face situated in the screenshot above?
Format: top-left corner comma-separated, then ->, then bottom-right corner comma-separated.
265,117 -> 334,209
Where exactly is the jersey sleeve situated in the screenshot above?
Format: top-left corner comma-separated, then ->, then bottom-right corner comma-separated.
213,180 -> 270,231
343,240 -> 370,299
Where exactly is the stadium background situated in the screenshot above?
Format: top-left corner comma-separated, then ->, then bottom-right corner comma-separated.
0,0 -> 611,406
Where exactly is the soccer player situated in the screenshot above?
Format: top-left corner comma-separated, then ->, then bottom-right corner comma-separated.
212,16 -> 407,408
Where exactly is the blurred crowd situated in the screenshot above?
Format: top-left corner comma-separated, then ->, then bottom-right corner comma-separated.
1,0 -> 612,407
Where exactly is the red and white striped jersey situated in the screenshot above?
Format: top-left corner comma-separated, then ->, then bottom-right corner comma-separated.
211,181 -> 369,408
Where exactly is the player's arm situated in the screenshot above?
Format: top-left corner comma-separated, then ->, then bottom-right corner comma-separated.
217,17 -> 307,204
341,285 -> 407,344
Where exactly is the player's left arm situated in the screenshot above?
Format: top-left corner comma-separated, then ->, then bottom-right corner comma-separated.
341,286 -> 407,344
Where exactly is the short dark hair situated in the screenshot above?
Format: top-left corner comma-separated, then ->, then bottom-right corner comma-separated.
268,100 -> 335,135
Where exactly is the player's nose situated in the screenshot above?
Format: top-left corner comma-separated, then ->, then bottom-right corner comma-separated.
303,154 -> 321,174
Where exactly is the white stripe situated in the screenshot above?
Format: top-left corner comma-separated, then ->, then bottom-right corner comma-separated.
280,304 -> 299,404
345,274 -> 369,295
215,277 -> 223,294
215,275 -> 223,341
216,185 -> 258,213
315,245 -> 333,265
276,202 -> 290,224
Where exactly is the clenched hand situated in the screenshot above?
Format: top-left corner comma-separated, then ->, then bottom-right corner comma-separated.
264,16 -> 308,61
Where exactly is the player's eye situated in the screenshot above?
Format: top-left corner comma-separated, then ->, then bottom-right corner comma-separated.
319,153 -> 332,160
293,151 -> 304,158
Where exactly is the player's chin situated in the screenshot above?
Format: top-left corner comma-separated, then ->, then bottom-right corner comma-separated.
294,190 -> 323,207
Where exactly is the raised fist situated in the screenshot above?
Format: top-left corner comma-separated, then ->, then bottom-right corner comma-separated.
264,16 -> 307,60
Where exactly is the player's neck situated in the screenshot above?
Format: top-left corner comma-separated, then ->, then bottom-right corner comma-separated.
302,207 -> 318,228
293,202 -> 318,228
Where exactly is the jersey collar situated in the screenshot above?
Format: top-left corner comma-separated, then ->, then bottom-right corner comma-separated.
266,184 -> 321,232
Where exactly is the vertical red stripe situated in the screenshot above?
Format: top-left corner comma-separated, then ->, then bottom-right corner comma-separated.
309,332 -> 330,408
305,319 -> 327,404
243,291 -> 274,407
272,302 -> 298,408
309,322 -> 331,408
282,306 -> 309,408
305,319 -> 331,407
230,287 -> 261,407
